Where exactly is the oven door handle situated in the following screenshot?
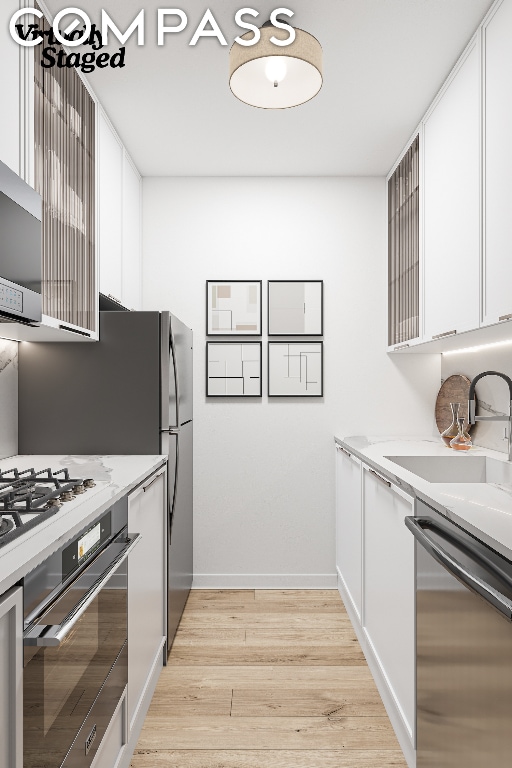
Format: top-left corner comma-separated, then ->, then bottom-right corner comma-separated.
24,532 -> 141,647
405,516 -> 512,622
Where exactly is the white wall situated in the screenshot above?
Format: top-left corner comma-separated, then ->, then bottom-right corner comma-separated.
0,340 -> 18,459
442,345 -> 512,452
142,177 -> 440,587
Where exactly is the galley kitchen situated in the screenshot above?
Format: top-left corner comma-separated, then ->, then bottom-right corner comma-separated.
1,2 -> 512,767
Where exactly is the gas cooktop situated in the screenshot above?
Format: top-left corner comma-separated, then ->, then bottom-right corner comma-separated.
0,466 -> 96,548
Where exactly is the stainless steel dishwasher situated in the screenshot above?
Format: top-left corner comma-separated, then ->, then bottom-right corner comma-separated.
406,500 -> 512,768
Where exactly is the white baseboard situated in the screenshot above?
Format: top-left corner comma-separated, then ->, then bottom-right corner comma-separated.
192,573 -> 338,589
337,568 -> 416,768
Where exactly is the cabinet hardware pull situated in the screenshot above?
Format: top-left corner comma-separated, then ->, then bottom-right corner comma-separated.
432,330 -> 457,340
499,314 -> 512,322
59,324 -> 91,337
368,468 -> 391,487
336,445 -> 351,457
143,474 -> 161,492
393,344 -> 409,351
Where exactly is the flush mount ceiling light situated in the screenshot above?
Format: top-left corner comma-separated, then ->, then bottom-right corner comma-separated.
229,19 -> 323,109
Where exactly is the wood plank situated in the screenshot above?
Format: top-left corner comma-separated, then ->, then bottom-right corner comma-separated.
255,590 -> 341,602
131,749 -> 408,768
185,599 -> 346,614
172,629 -> 247,647
154,665 -> 376,689
167,644 -> 365,666
231,687 -> 387,717
178,613 -> 349,630
136,715 -> 401,751
187,590 -> 256,603
144,685 -> 233,716
245,628 -> 360,646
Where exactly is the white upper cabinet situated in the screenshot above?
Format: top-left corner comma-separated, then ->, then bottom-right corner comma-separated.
98,110 -> 124,304
98,110 -> 142,310
482,0 -> 512,326
423,38 -> 481,340
122,155 -> 142,311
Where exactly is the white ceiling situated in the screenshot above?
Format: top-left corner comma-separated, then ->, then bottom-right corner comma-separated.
44,0 -> 494,176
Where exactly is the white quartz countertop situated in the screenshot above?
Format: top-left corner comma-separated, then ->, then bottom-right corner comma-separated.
0,454 -> 166,594
335,435 -> 512,560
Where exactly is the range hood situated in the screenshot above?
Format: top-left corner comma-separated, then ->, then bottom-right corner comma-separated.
0,160 -> 42,325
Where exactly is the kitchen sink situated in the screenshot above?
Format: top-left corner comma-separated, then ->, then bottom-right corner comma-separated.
385,455 -> 512,484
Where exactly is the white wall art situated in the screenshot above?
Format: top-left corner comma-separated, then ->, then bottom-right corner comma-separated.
268,341 -> 323,397
206,342 -> 262,397
268,280 -> 323,335
207,280 -> 262,335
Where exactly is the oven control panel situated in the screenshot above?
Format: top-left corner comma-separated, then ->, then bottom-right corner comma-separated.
62,511 -> 112,580
0,280 -> 23,313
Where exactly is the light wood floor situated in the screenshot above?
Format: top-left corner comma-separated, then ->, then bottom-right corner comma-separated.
130,590 -> 406,768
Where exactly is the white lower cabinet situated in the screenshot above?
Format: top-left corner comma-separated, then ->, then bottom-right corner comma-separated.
362,466 -> 415,742
335,443 -> 416,766
335,444 -> 362,620
0,585 -> 22,768
127,467 -> 167,734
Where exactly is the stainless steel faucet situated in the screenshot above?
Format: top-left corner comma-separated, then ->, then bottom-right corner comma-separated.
468,371 -> 512,461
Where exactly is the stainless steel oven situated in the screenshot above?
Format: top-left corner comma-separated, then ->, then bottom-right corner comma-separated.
22,497 -> 140,768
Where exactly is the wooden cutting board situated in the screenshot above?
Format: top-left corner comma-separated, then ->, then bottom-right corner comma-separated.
435,374 -> 476,433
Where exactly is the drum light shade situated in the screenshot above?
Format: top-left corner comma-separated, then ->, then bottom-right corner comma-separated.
229,22 -> 323,109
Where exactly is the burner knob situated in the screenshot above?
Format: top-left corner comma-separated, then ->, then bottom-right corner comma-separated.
60,491 -> 75,502
83,478 -> 96,489
46,498 -> 63,509
73,484 -> 85,495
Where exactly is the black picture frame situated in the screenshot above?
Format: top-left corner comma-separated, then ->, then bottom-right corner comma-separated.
268,341 -> 323,397
206,341 -> 263,397
206,280 -> 262,336
267,280 -> 323,337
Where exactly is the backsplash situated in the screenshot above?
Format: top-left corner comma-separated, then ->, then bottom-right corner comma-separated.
0,340 -> 18,458
441,345 -> 512,453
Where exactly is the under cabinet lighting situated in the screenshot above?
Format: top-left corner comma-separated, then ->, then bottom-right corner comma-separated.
443,339 -> 512,356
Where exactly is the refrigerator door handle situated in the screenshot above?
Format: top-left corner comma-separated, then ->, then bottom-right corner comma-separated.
168,437 -> 179,546
405,516 -> 512,621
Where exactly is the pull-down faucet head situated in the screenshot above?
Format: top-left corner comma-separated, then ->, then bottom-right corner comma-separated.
467,371 -> 512,461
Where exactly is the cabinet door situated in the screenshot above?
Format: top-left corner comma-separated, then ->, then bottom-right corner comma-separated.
99,110 -> 123,304
127,467 -> 166,734
423,39 -> 480,339
483,0 -> 512,325
0,586 -> 23,768
335,444 -> 362,621
122,154 -> 142,310
363,467 -> 415,740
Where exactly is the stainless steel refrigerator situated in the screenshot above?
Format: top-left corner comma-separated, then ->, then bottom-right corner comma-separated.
18,310 -> 193,652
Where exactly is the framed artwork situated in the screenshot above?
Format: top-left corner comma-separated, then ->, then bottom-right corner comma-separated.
206,342 -> 262,397
268,341 -> 323,397
206,280 -> 262,335
268,280 -> 323,336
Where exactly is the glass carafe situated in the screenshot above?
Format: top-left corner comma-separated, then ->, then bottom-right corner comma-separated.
441,403 -> 461,446
450,416 -> 472,451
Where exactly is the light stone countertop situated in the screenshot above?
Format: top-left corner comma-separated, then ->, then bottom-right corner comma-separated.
335,435 -> 512,561
0,454 -> 167,595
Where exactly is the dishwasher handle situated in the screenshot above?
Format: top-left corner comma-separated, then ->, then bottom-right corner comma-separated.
405,516 -> 512,622
24,532 -> 142,647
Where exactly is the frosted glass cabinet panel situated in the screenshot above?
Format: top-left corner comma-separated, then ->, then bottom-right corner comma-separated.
423,40 -> 480,340
388,136 -> 420,348
34,9 -> 96,333
483,0 -> 512,326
